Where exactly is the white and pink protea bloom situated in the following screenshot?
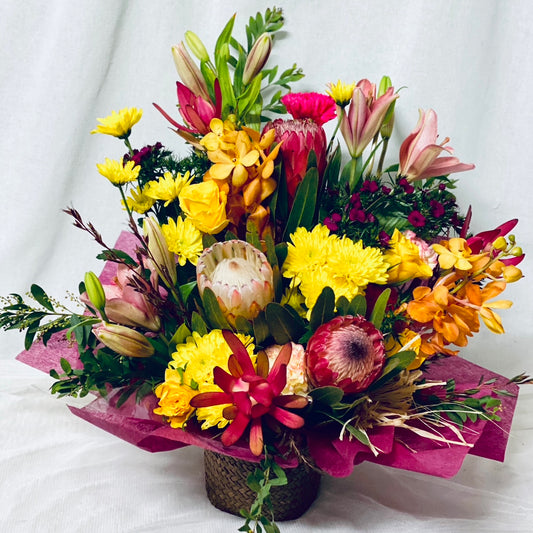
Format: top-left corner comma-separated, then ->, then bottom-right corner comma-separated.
399,109 -> 475,182
306,315 -> 385,394
196,240 -> 274,325
340,79 -> 399,158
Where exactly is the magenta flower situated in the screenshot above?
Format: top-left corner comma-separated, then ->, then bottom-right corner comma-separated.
467,219 -> 525,266
305,315 -> 385,394
408,210 -> 426,228
339,79 -> 399,158
153,80 -> 222,136
399,109 -> 475,182
281,92 -> 336,127
264,92 -> 335,202
190,331 -> 308,456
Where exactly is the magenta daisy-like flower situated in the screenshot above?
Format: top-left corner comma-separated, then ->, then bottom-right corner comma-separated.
190,331 -> 308,456
305,315 -> 385,394
281,92 -> 336,126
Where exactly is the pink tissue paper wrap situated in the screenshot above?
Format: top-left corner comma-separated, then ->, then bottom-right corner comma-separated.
16,231 -> 519,478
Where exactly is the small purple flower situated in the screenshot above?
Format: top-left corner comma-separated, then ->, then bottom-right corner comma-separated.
430,200 -> 445,218
324,213 -> 342,231
399,178 -> 414,194
408,210 -> 426,227
349,208 -> 366,223
381,185 -> 392,195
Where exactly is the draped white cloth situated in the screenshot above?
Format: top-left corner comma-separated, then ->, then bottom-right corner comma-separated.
1,1 -> 532,531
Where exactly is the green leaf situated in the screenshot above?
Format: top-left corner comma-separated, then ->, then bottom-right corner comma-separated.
60,358 -> 72,374
309,386 -> 344,406
191,312 -> 208,336
348,294 -> 367,317
96,249 -> 137,266
336,296 -> 350,315
237,73 -> 263,117
265,303 -> 306,344
369,350 -> 416,391
30,284 -> 54,311
253,311 -> 270,344
339,157 -> 362,192
234,315 -> 253,335
171,323 -> 191,345
369,288 -> 391,329
283,167 -> 318,241
202,233 -> 217,249
200,288 -> 231,330
179,281 -> 197,304
309,286 -> 335,330
345,424 -> 372,447
322,144 -> 342,193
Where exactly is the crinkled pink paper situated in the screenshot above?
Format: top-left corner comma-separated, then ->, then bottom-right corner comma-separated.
16,231 -> 519,478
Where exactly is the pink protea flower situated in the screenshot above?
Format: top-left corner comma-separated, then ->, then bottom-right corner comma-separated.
339,79 -> 399,158
190,331 -> 308,456
399,109 -> 475,182
153,80 -> 222,136
264,92 -> 335,201
306,315 -> 385,394
196,240 -> 274,325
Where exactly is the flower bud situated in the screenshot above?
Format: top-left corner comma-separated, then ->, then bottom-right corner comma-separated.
94,323 -> 154,358
378,75 -> 392,97
378,76 -> 395,139
242,33 -> 272,85
143,217 -> 177,286
172,42 -> 210,102
492,236 -> 507,251
84,271 -> 106,311
185,31 -> 210,62
503,265 -> 523,283
511,246 -> 523,257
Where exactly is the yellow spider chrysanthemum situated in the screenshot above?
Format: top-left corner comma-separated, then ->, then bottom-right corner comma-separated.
91,107 -> 143,138
123,185 -> 156,214
326,80 -> 356,107
282,224 -> 333,283
161,216 -> 203,266
144,171 -> 193,207
96,158 -> 140,186
169,330 -> 255,429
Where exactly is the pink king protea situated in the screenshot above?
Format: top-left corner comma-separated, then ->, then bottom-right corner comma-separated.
306,315 -> 385,394
264,92 -> 336,201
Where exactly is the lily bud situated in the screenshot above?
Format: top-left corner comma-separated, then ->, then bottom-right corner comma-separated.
172,42 -> 210,102
242,33 -> 272,85
84,271 -> 106,312
143,217 -> 177,286
378,76 -> 395,139
492,236 -> 507,251
94,323 -> 154,358
378,75 -> 392,97
185,31 -> 209,62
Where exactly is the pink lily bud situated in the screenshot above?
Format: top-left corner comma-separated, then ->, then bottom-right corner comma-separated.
340,79 -> 399,158
243,32 -> 272,85
94,323 -> 154,358
399,109 -> 475,182
171,42 -> 210,102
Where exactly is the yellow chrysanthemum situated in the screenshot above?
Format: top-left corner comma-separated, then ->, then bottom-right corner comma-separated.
325,236 -> 389,299
123,185 -> 156,214
91,107 -> 143,138
282,224 -> 333,283
144,171 -> 193,207
326,80 -> 356,107
96,158 -> 140,186
161,216 -> 203,266
169,330 -> 255,429
153,368 -> 197,429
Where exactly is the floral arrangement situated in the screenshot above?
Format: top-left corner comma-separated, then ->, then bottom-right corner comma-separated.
2,8 -> 529,532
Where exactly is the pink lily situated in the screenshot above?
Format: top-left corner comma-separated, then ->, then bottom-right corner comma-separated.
153,79 -> 222,136
190,331 -> 308,456
81,263 -> 161,331
399,109 -> 475,182
340,79 -> 398,158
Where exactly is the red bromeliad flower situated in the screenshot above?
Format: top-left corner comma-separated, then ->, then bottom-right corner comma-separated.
306,315 -> 385,394
264,92 -> 336,201
190,330 -> 308,456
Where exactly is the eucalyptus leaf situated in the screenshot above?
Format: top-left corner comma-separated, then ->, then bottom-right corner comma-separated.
265,303 -> 305,344
369,288 -> 391,329
309,286 -> 335,330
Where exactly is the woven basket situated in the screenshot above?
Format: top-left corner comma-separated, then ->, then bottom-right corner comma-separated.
204,449 -> 321,521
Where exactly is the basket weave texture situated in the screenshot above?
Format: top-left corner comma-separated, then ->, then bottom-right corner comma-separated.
204,449 -> 321,521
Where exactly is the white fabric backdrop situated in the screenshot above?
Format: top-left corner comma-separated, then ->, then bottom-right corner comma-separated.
1,1 -> 532,531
